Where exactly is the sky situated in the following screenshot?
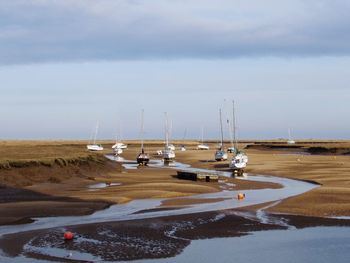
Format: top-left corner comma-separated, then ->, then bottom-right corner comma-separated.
1,0 -> 350,140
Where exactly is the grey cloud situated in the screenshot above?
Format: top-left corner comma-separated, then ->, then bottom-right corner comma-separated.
1,0 -> 350,65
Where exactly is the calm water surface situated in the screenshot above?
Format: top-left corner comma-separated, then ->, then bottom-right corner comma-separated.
133,226 -> 350,263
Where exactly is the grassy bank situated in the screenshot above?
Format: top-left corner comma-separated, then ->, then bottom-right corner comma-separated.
0,140 -> 122,188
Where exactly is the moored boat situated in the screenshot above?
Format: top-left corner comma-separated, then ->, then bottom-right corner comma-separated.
163,112 -> 175,162
87,122 -> 104,151
215,108 -> 228,161
197,127 -> 210,150
137,148 -> 150,165
87,144 -> 104,151
228,100 -> 248,176
136,109 -> 149,165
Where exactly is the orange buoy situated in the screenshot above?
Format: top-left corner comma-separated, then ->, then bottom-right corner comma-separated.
237,193 -> 245,200
64,231 -> 74,240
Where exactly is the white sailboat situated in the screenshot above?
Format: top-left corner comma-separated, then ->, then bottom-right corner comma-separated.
167,144 -> 176,151
197,127 -> 210,150
215,109 -> 228,161
167,120 -> 176,151
87,122 -> 104,151
229,100 -> 248,175
162,112 -> 176,162
112,127 -> 127,156
112,139 -> 127,150
112,142 -> 127,150
224,99 -> 236,153
287,128 -> 296,144
231,153 -> 248,169
180,128 -> 187,151
113,147 -> 123,155
136,109 -> 150,165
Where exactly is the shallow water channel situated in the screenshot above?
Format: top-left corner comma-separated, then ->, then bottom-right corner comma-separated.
0,159 -> 317,236
134,226 -> 350,263
0,157 -> 347,262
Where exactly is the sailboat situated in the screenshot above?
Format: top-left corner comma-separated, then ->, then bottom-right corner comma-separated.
87,122 -> 104,151
197,127 -> 210,150
226,118 -> 236,153
215,109 -> 228,161
180,128 -> 187,151
287,128 -> 296,144
162,112 -> 176,162
167,120 -> 176,151
228,100 -> 248,175
136,110 -> 149,165
112,139 -> 127,150
112,126 -> 127,155
112,135 -> 124,156
113,147 -> 123,156
224,99 -> 236,153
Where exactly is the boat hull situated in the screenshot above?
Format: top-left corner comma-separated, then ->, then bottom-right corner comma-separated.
229,153 -> 248,169
87,145 -> 104,151
162,150 -> 175,161
197,144 -> 210,150
215,150 -> 228,161
113,148 -> 123,156
137,153 -> 149,166
137,158 -> 149,165
112,143 -> 127,149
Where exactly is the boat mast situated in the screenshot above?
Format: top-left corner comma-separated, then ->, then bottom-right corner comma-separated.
201,126 -> 204,144
93,121 -> 99,145
140,109 -> 145,153
164,112 -> 169,148
224,99 -> 234,148
115,124 -> 120,144
219,108 -> 224,150
118,119 -> 122,143
232,100 -> 238,151
288,128 -> 292,141
88,128 -> 94,145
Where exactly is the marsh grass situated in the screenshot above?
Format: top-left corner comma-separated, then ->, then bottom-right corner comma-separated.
0,141 -> 108,169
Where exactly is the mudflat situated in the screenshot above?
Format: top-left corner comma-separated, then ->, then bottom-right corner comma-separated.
0,140 -> 278,225
0,139 -> 349,226
245,146 -> 350,217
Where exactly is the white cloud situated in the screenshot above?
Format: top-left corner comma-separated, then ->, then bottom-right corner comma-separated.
0,0 -> 350,64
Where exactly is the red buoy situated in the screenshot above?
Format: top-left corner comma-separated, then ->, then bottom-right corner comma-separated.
237,193 -> 245,200
64,231 -> 74,240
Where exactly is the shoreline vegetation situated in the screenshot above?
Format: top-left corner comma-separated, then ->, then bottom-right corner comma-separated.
0,140 -> 349,226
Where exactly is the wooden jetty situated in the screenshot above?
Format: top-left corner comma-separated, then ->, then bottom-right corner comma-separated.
177,171 -> 218,182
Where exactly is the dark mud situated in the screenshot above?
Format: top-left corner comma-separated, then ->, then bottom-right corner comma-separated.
1,210 -> 348,262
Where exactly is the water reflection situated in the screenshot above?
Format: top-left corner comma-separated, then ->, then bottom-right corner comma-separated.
88,182 -> 121,191
136,227 -> 350,263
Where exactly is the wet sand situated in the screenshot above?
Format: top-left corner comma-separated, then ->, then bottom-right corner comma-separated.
149,143 -> 350,218
0,142 -> 280,226
0,140 -> 350,262
0,140 -> 349,226
0,140 -> 349,225
244,148 -> 350,217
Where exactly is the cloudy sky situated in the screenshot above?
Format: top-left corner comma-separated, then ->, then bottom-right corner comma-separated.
1,0 -> 350,140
